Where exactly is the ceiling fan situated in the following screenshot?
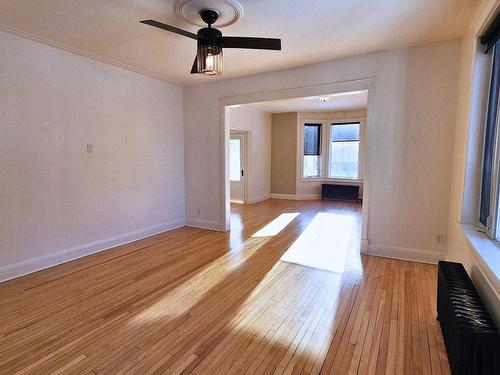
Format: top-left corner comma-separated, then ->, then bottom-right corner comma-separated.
140,9 -> 281,76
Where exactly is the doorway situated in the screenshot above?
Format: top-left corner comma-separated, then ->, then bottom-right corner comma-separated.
230,130 -> 248,204
221,79 -> 376,255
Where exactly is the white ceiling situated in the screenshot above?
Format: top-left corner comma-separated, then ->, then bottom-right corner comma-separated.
242,90 -> 368,113
0,0 -> 480,86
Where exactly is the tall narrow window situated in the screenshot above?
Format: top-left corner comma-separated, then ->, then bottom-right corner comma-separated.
479,42 -> 500,230
230,139 -> 241,181
329,123 -> 360,178
303,124 -> 321,177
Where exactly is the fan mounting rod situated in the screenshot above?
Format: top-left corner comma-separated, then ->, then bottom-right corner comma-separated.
200,9 -> 220,26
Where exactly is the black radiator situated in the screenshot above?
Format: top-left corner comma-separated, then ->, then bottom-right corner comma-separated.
321,184 -> 360,201
437,261 -> 499,375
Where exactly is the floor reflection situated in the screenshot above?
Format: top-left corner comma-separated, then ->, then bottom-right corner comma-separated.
252,212 -> 300,237
280,212 -> 357,273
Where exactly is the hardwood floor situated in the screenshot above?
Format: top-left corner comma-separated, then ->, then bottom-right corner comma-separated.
0,199 -> 449,374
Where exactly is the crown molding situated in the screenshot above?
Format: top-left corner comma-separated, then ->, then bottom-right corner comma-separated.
0,23 -> 183,87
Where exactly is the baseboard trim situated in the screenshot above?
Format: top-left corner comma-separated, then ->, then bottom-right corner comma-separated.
360,239 -> 369,255
270,193 -> 321,200
0,219 -> 185,283
368,245 -> 444,265
186,218 -> 222,231
246,195 -> 271,204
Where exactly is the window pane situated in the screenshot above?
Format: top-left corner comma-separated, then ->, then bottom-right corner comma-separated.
480,43 -> 500,227
330,123 -> 360,178
331,123 -> 360,141
230,139 -> 241,181
329,141 -> 359,178
304,124 -> 321,155
304,155 -> 320,177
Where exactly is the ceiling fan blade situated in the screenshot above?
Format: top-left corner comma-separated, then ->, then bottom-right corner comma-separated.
140,20 -> 197,40
190,56 -> 198,74
221,37 -> 281,50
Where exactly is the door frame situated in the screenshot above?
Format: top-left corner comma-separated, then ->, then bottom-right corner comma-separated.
220,78 -> 377,255
229,129 -> 249,204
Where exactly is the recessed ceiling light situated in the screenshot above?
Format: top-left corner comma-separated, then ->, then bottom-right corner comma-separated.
319,96 -> 330,102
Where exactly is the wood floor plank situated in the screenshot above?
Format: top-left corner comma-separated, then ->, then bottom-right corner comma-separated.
0,199 -> 450,374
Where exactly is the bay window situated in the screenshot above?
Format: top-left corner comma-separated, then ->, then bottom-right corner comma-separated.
302,119 -> 363,180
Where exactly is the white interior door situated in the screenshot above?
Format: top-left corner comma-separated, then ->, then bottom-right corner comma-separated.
230,132 -> 246,203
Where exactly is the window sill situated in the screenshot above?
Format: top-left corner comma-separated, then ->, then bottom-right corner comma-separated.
300,177 -> 364,184
460,224 -> 500,285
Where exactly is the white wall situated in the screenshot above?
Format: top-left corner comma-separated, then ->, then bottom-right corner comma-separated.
445,0 -> 500,324
0,30 -> 185,281
229,106 -> 271,203
184,39 -> 460,260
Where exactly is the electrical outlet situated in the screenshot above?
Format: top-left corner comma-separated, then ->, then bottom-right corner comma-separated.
86,144 -> 93,153
435,234 -> 444,244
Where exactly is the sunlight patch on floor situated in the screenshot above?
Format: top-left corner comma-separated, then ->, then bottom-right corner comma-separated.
230,212 -> 243,230
127,236 -> 271,324
280,212 -> 356,273
216,263 -> 345,371
251,213 -> 300,237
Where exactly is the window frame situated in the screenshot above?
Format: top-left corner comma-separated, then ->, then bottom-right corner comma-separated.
299,115 -> 365,182
492,110 -> 500,242
477,42 -> 500,243
328,122 -> 363,179
302,123 -> 323,177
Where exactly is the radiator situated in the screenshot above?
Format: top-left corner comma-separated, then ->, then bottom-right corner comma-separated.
437,261 -> 499,375
321,184 -> 360,201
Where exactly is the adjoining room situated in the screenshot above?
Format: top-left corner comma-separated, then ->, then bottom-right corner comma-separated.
227,90 -> 368,272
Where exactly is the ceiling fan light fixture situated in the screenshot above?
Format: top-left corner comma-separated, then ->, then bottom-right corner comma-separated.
140,6 -> 281,76
196,22 -> 223,76
197,42 -> 223,76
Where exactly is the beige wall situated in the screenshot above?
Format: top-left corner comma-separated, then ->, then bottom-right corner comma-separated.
228,106 -> 271,203
0,30 -> 185,281
271,112 -> 297,195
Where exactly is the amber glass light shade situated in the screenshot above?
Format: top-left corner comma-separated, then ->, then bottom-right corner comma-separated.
197,42 -> 223,76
